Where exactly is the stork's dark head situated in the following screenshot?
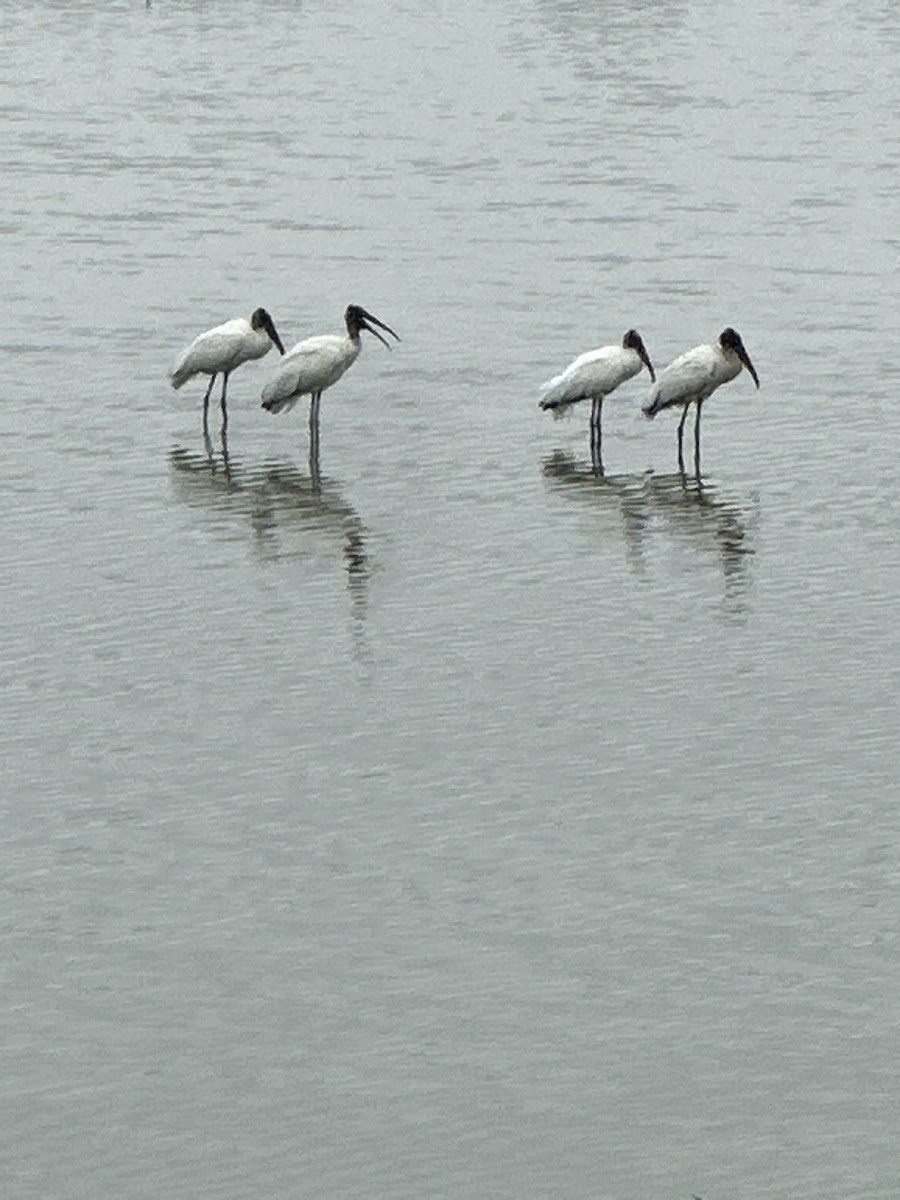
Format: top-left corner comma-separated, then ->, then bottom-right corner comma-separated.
623,328 -> 655,383
251,307 -> 285,355
344,304 -> 401,349
719,327 -> 759,388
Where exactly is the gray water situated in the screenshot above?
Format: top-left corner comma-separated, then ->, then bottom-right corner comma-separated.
2,1 -> 900,1197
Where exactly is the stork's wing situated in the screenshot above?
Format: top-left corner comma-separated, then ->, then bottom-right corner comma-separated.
169,318 -> 247,386
261,335 -> 346,410
540,345 -> 633,407
647,345 -> 717,409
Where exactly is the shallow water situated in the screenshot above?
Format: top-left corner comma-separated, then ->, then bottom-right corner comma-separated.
2,2 -> 900,1198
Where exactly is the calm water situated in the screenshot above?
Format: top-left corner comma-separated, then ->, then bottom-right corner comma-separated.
2,1 -> 899,1197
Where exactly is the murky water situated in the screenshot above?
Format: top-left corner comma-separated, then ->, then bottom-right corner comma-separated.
2,2 -> 899,1197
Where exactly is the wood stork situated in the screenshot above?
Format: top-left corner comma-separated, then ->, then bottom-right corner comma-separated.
261,305 -> 400,450
170,307 -> 285,431
539,329 -> 655,466
643,328 -> 760,472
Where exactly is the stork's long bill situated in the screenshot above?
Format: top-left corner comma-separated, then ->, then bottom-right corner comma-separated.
624,329 -> 656,383
251,306 -> 286,355
346,304 -> 401,350
721,327 -> 759,388
263,314 -> 286,356
738,345 -> 760,388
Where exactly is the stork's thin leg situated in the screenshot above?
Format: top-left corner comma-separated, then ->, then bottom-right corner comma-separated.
308,393 -> 322,490
677,404 -> 690,474
694,399 -> 703,478
590,435 -> 604,476
590,397 -> 602,446
590,396 -> 604,475
202,373 -> 217,432
220,373 -> 230,433
309,429 -> 321,492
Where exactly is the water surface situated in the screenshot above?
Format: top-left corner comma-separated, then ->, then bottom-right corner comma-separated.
2,2 -> 899,1198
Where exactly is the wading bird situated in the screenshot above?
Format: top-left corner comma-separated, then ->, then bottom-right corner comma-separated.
170,307 -> 285,431
261,305 -> 400,450
643,327 -> 759,472
539,329 -> 655,465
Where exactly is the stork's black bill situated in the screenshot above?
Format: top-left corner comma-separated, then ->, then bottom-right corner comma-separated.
624,328 -> 655,383
720,327 -> 759,389
345,304 -> 401,350
252,307 -> 286,355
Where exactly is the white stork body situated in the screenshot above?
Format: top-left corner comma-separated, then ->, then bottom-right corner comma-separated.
644,343 -> 745,415
540,343 -> 650,410
643,327 -> 759,471
261,333 -> 361,416
262,305 -> 400,447
539,329 -> 655,468
170,307 -> 284,430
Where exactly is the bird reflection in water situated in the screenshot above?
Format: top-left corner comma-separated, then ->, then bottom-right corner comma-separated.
169,435 -> 371,642
542,449 -> 758,618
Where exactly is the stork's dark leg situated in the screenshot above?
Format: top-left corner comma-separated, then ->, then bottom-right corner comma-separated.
202,373 -> 217,433
220,373 -> 230,433
590,396 -> 604,475
309,392 -> 321,489
677,404 -> 690,474
590,437 -> 604,476
694,399 -> 703,478
309,428 -> 321,492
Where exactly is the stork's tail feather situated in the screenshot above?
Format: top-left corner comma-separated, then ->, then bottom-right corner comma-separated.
539,396 -> 577,412
169,369 -> 189,391
539,373 -> 583,413
642,398 -> 662,419
261,395 -> 295,415
540,398 -> 580,422
539,397 -> 579,422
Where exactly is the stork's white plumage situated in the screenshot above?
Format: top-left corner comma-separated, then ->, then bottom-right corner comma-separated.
539,328 -> 655,467
540,331 -> 655,412
261,333 -> 359,416
170,307 -> 285,430
262,304 -> 400,436
644,327 -> 759,470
